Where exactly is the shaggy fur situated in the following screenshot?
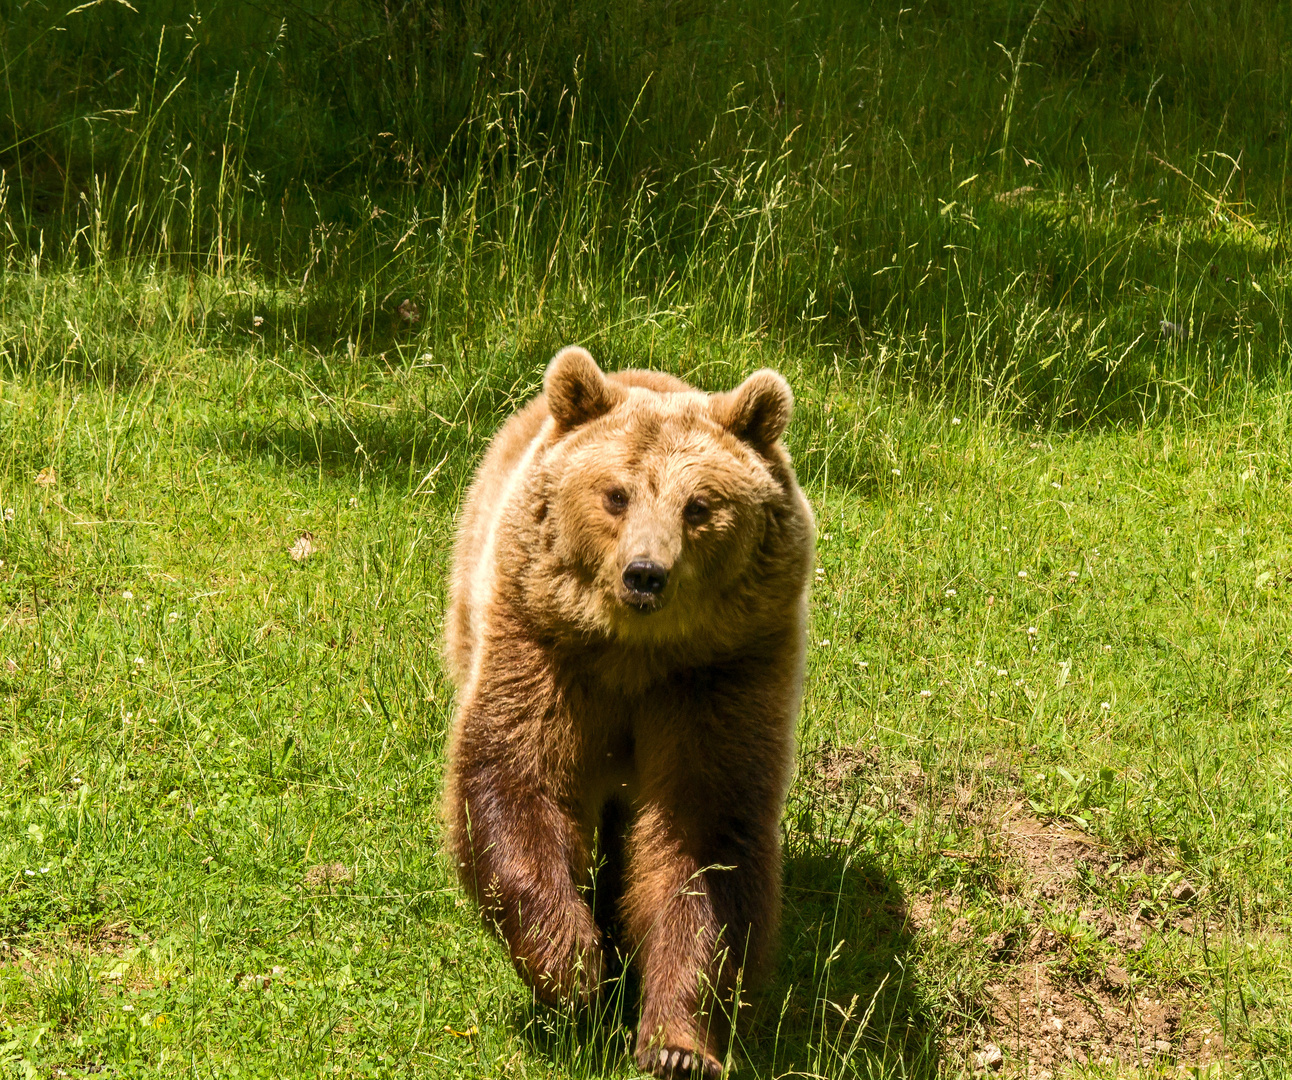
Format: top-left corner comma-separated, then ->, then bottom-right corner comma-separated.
444,346 -> 814,1078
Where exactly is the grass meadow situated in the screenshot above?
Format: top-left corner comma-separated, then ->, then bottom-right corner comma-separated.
3,0 -> 1292,1076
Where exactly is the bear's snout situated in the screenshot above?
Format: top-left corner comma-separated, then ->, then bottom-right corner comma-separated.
621,558 -> 670,610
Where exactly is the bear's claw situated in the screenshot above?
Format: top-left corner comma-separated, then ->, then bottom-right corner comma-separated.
646,1045 -> 721,1078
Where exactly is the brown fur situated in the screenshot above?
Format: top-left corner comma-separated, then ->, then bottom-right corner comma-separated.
443,346 -> 814,1078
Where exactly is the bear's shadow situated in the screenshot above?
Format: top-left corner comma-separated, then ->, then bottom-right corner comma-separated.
516,842 -> 937,1078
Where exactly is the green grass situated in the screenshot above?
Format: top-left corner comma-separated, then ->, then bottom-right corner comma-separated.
3,0 -> 1292,1077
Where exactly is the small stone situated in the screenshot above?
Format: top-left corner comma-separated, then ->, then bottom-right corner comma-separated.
1051,1016 -> 1063,1033
1172,880 -> 1197,903
976,1043 -> 1004,1071
289,531 -> 317,562
1153,1040 -> 1171,1053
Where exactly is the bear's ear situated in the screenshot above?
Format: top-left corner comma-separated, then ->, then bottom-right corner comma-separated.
712,369 -> 794,450
544,346 -> 623,430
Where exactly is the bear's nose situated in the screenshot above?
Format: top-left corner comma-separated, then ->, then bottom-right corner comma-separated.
622,559 -> 669,596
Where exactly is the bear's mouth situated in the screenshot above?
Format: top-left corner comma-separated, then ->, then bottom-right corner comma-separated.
620,592 -> 665,615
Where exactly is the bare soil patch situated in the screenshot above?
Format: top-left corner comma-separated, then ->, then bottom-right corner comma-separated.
978,956 -> 1222,1076
934,803 -> 1226,1075
797,748 -> 1233,1074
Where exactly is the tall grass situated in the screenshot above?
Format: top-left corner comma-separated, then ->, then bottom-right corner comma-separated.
4,0 -> 1290,427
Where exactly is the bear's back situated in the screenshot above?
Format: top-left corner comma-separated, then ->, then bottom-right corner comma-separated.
445,394 -> 550,685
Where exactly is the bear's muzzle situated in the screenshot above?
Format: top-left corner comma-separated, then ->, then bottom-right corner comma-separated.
621,558 -> 670,612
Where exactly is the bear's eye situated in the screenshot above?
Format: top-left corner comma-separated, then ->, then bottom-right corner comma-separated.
603,488 -> 629,515
684,497 -> 712,526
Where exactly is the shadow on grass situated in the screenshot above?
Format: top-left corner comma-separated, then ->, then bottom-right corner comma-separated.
516,994 -> 640,1079
210,407 -> 472,484
193,316 -> 563,485
0,328 -> 150,388
738,846 -> 936,1079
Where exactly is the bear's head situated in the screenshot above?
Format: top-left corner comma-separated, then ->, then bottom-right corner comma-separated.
526,346 -> 811,651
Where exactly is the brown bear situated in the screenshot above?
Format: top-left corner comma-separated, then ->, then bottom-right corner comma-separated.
443,346 -> 814,1078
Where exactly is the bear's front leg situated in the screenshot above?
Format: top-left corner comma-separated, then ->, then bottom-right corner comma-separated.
622,795 -> 781,1079
449,760 -> 604,1006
